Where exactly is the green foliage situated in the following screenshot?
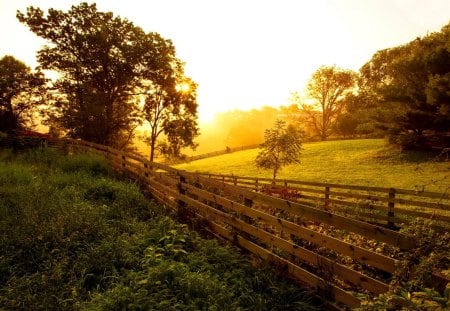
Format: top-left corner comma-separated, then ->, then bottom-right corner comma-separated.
0,55 -> 46,132
86,218 -> 319,311
256,120 -> 303,179
332,92 -> 381,138
359,22 -> 450,149
0,150 -> 154,309
143,77 -> 199,162
0,149 -> 318,310
17,3 -> 183,148
305,65 -> 357,140
357,220 -> 450,310
333,113 -> 359,137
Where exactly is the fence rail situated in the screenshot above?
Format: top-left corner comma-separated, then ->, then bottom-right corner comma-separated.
196,173 -> 450,229
44,139 -> 450,309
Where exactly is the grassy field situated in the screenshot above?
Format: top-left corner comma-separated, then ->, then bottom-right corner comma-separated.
175,139 -> 450,192
0,148 -> 318,311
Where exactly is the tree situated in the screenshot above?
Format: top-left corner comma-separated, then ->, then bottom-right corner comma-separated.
305,65 -> 357,140
17,3 -> 179,148
332,92 -> 380,138
0,55 -> 45,132
255,120 -> 303,180
333,114 -> 359,138
143,74 -> 199,162
359,22 -> 450,149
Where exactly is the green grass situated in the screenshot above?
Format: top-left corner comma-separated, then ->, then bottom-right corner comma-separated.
175,139 -> 450,192
0,148 -> 319,310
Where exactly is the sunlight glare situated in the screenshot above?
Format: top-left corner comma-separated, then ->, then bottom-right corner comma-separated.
176,82 -> 190,93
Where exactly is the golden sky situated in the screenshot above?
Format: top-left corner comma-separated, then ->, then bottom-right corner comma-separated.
1,0 -> 449,123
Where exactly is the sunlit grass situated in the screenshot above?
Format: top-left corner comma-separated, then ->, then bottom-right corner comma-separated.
175,139 -> 450,192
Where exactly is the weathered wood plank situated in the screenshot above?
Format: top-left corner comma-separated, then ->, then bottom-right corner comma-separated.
208,222 -> 362,308
184,173 -> 416,250
192,197 -> 389,294
394,197 -> 450,211
149,178 -> 388,295
181,182 -> 397,273
199,172 -> 450,202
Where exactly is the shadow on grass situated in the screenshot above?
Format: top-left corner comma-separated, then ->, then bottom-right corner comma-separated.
364,146 -> 439,164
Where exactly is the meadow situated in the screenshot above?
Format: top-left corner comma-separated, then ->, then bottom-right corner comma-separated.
175,139 -> 450,193
0,148 -> 319,311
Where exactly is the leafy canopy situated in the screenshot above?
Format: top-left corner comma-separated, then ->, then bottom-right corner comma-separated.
255,120 -> 303,180
359,22 -> 450,149
305,65 -> 357,141
17,3 -> 185,148
143,75 -> 199,162
0,55 -> 46,132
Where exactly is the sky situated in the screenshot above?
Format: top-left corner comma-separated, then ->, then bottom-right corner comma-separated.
1,0 -> 449,123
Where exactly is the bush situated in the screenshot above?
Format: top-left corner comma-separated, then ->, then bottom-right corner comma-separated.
389,133 -> 430,150
357,219 -> 450,310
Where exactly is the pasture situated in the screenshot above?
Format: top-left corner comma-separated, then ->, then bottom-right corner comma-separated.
175,139 -> 450,193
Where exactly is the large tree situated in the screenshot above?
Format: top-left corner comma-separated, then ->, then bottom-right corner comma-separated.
0,55 -> 45,132
359,22 -> 450,149
143,73 -> 199,162
17,3 -> 180,148
255,120 -> 303,180
305,65 -> 357,141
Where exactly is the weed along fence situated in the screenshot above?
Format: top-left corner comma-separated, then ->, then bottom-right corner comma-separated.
197,173 -> 450,230
56,139 -> 450,309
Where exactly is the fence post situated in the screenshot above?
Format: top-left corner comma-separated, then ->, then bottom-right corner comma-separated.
144,163 -> 149,179
243,197 -> 254,224
177,174 -> 195,224
388,188 -> 396,228
177,174 -> 187,210
255,178 -> 259,191
324,186 -> 330,208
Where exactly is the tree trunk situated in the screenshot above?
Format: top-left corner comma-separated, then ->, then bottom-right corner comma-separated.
150,136 -> 156,162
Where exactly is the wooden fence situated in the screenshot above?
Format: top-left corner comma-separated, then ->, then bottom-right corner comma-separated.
196,173 -> 450,230
53,139 -> 449,309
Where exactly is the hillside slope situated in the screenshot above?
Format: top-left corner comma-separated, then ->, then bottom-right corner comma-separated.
175,139 -> 450,192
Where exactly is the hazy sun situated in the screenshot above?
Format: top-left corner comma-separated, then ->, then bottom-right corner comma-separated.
176,82 -> 190,93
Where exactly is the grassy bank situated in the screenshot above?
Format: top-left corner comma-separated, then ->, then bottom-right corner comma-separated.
0,148 -> 318,310
175,139 -> 450,192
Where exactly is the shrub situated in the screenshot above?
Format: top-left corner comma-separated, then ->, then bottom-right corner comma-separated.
357,219 -> 450,310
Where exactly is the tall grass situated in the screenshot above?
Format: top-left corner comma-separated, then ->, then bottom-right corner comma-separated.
175,139 -> 450,192
0,148 -> 319,310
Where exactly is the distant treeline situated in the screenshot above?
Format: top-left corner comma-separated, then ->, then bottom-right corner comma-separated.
1,1 -> 449,160
193,104 -> 375,153
196,22 -> 450,151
